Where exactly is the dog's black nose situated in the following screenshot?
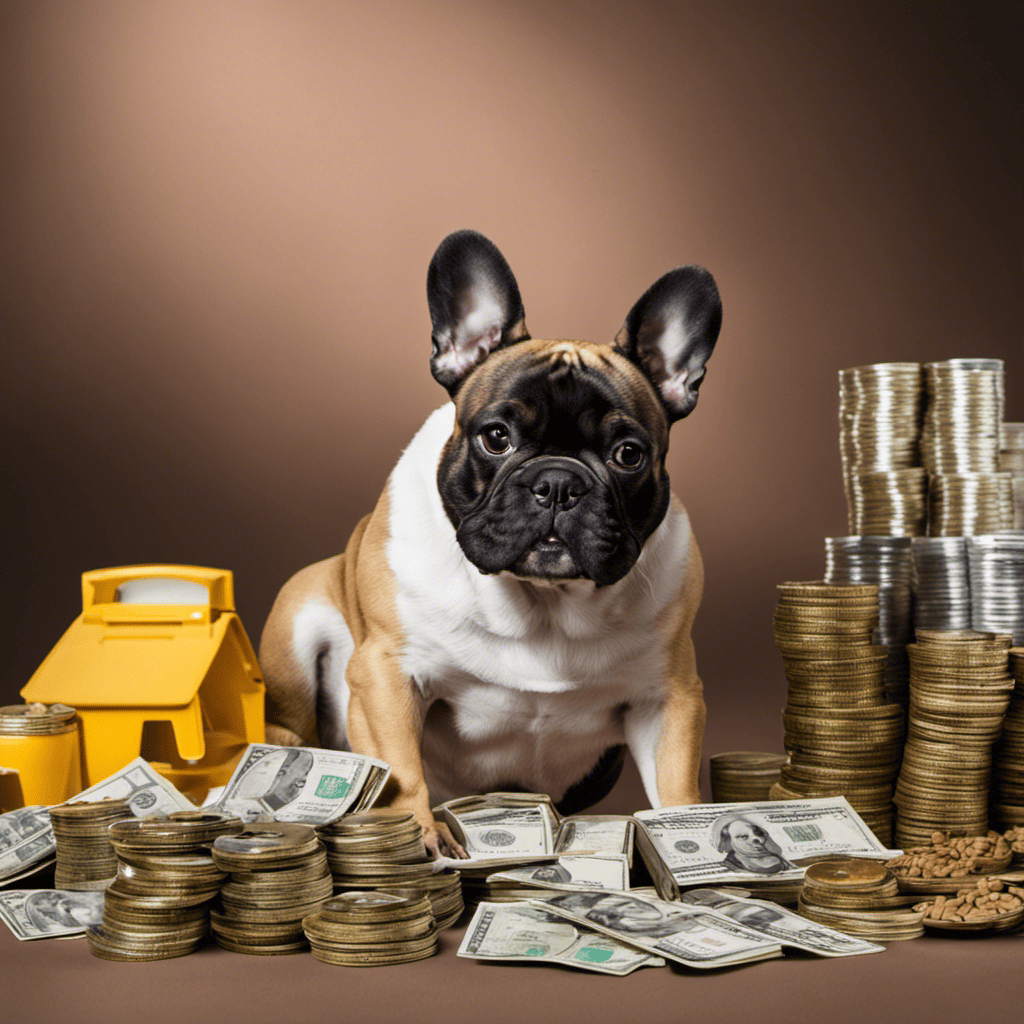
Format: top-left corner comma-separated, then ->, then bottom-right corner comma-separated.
529,466 -> 591,511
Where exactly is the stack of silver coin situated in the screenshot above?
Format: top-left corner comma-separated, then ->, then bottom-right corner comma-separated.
921,359 -> 1004,474
1000,424 -> 1024,529
967,533 -> 1024,645
911,537 -> 971,630
928,473 -> 1014,536
838,364 -> 925,535
825,536 -> 914,704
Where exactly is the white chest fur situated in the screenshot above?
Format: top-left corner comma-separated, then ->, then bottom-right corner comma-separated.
386,406 -> 693,801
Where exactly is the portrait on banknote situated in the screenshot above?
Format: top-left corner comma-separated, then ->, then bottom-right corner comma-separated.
25,891 -> 103,933
711,813 -> 796,875
225,748 -> 315,819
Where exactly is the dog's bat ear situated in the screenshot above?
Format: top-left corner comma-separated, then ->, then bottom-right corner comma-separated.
427,230 -> 530,395
613,265 -> 722,422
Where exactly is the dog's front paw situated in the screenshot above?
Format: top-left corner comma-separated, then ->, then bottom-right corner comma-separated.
423,820 -> 468,860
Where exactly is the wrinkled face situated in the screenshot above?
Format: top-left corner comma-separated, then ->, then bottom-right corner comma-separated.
437,339 -> 672,587
725,820 -> 770,858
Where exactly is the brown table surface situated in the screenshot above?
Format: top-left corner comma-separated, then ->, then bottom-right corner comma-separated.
2,912 -> 1020,1024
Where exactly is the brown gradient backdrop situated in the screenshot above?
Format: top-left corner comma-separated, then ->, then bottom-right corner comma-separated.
1,1 -> 1021,814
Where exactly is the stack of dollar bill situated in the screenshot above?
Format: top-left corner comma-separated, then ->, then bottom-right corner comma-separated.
797,858 -> 925,941
894,630 -> 1014,847
211,822 -> 333,954
318,808 -> 463,927
88,810 -> 243,961
991,649 -> 1024,829
709,752 -> 788,803
303,890 -> 438,966
50,799 -> 133,890
773,581 -> 903,846
911,537 -> 972,630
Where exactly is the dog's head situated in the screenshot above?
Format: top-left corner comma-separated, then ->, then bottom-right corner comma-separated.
428,230 -> 722,587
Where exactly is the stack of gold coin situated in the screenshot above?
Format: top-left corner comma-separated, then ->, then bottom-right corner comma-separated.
773,582 -> 902,846
303,890 -> 438,966
894,631 -> 1014,847
0,702 -> 77,736
210,822 -> 333,955
927,473 -> 1013,536
838,362 -> 924,508
847,470 -> 928,536
709,752 -> 788,803
1001,424 -> 1024,529
991,649 -> 1024,829
921,359 -> 1004,475
317,811 -> 464,928
797,858 -> 925,941
88,810 -> 243,961
50,799 -> 133,890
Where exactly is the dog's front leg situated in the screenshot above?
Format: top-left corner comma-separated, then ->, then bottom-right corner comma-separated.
345,634 -> 467,859
625,636 -> 705,809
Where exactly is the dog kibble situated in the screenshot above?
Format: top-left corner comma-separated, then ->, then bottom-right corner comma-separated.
921,880 -> 1024,922
888,831 -> 1012,879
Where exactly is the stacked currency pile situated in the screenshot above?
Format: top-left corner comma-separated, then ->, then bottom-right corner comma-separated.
838,363 -> 924,536
772,581 -> 903,846
927,474 -> 1014,536
894,631 -> 1014,847
797,858 -> 924,941
317,810 -> 463,928
991,649 -> 1024,829
88,810 -> 242,961
1001,424 -> 1024,528
911,537 -> 971,630
825,536 -> 914,704
50,799 -> 133,890
709,752 -> 788,803
967,534 -> 1024,644
303,890 -> 438,966
211,822 -> 333,955
0,702 -> 77,737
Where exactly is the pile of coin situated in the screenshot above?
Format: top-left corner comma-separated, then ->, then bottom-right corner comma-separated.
894,631 -> 1014,847
210,822 -> 333,955
968,533 -> 1024,644
88,810 -> 242,961
911,537 -> 972,630
709,752 -> 788,803
0,702 -> 77,736
825,536 -> 914,704
50,799 -> 133,890
928,473 -> 1014,536
838,361 -> 923,493
991,649 -> 1024,829
1001,424 -> 1024,529
303,890 -> 438,966
797,858 -> 925,941
846,470 -> 928,536
772,582 -> 902,846
921,359 -> 1004,475
317,810 -> 464,928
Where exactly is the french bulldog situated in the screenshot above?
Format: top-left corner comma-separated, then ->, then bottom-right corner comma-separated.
259,230 -> 722,857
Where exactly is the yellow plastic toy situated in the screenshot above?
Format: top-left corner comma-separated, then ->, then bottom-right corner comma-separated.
0,704 -> 82,808
21,565 -> 265,803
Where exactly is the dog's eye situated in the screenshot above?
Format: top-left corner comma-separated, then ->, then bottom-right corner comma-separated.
480,424 -> 512,454
612,442 -> 644,469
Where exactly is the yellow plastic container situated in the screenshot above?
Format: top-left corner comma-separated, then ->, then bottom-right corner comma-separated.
0,730 -> 82,807
21,565 -> 266,802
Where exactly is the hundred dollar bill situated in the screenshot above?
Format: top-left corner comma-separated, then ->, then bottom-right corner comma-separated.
0,889 -> 104,940
68,757 -> 196,817
459,901 -> 665,975
535,891 -> 783,969
554,816 -> 634,857
455,805 -> 555,858
0,806 -> 56,886
676,888 -> 883,958
213,744 -> 391,824
634,798 -> 895,886
488,854 -> 630,892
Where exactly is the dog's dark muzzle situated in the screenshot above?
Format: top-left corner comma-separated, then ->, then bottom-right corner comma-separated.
516,456 -> 595,512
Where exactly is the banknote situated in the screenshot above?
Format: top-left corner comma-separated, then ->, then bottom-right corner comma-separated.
634,798 -> 895,886
535,891 -> 783,969
455,804 -> 555,858
459,901 -> 665,975
0,888 -> 104,940
68,758 -> 196,817
555,816 -> 634,857
213,744 -> 391,824
488,854 -> 630,892
0,806 -> 56,886
675,888 -> 883,958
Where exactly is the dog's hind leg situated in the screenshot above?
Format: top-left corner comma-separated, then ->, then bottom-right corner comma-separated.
259,555 -> 354,749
